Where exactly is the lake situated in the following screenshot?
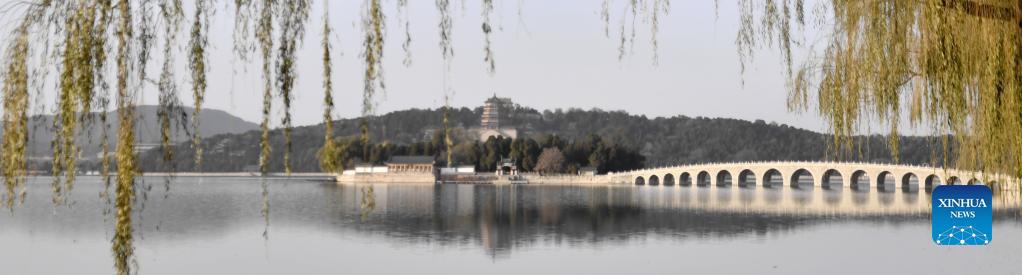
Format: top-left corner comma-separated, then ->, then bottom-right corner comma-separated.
2,176 -> 1020,274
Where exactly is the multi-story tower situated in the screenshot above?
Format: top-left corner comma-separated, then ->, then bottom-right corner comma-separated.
475,95 -> 518,140
481,96 -> 502,129
481,95 -> 512,129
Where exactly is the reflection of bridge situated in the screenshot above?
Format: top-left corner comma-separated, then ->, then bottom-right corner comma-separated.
608,161 -> 1017,190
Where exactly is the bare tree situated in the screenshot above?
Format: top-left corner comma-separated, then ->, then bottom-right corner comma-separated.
535,147 -> 565,175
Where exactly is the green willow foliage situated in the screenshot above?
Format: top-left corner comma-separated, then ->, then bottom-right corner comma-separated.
227,0 -> 309,175
734,0 -> 1022,181
95,0 -> 113,194
227,0 -> 312,239
398,0 -> 412,66
437,0 -> 453,166
1,14 -> 36,209
318,3 -> 339,174
53,1 -> 98,204
361,0 -> 386,162
608,0 -> 671,62
113,0 -> 137,272
276,0 -> 311,175
188,0 -> 211,170
444,96 -> 454,167
482,0 -> 495,74
256,0 -> 272,174
158,0 -> 183,166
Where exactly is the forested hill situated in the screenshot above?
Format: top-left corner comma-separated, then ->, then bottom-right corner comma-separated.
138,105 -> 950,173
24,105 -> 259,158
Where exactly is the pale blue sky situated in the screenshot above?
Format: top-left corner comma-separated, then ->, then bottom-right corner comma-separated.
4,0 -> 925,134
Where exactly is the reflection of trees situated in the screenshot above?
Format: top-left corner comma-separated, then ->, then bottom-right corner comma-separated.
10,180 -> 1019,260
322,184 -> 980,257
360,186 -> 376,222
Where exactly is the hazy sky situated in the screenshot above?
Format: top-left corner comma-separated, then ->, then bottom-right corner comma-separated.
6,0 -> 911,134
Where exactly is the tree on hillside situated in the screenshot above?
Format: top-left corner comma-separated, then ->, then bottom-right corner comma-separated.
535,148 -> 566,175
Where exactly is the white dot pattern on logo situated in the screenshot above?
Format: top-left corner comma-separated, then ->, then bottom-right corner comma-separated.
935,225 -> 989,245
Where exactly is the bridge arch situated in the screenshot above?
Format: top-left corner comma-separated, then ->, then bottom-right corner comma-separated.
790,169 -> 814,189
738,169 -> 756,187
648,175 -> 660,186
762,169 -> 782,188
850,170 -> 869,190
901,173 -> 919,191
679,172 -> 692,186
924,174 -> 941,190
716,170 -> 733,187
822,169 -> 843,190
634,176 -> 645,186
947,176 -> 962,185
968,178 -> 979,185
663,173 -> 675,186
877,171 -> 895,191
697,171 -> 711,187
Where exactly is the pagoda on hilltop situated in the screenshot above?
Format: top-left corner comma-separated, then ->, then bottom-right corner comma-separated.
474,94 -> 518,140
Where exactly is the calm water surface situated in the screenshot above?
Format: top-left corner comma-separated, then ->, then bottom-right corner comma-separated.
2,176 -> 1020,274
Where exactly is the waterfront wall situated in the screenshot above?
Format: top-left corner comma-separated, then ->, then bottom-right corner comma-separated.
336,172 -> 435,184
142,172 -> 333,178
335,172 -> 618,185
519,174 -> 616,185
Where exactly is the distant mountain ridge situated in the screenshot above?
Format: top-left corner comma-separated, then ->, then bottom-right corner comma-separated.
137,105 -> 950,173
25,105 -> 259,158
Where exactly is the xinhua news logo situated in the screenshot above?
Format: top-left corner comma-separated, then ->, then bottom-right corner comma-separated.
932,185 -> 992,246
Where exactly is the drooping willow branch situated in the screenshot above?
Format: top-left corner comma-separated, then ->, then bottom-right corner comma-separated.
443,95 -> 453,167
361,0 -> 385,161
437,0 -> 454,167
1,15 -> 35,210
483,0 -> 495,74
398,0 -> 412,66
650,0 -> 669,65
95,0 -> 113,196
231,0 -> 312,175
255,0 -> 273,174
158,0 -> 184,168
52,1 -> 100,205
112,0 -> 137,272
318,2 -> 339,173
276,0 -> 311,175
188,0 -> 212,171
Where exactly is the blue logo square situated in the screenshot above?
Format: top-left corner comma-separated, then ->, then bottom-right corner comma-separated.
932,185 -> 992,245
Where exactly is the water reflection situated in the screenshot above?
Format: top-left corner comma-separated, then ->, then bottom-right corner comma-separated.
359,186 -> 376,221
261,177 -> 270,239
2,177 -> 1021,272
324,183 -> 1019,256
332,184 -> 809,256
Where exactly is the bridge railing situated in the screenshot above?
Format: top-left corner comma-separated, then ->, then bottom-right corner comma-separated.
607,160 -> 957,176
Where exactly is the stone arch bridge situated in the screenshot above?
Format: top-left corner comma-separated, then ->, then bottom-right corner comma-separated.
608,161 -> 1016,191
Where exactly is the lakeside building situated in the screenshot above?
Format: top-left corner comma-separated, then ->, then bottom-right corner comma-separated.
385,156 -> 436,173
339,155 -> 438,183
496,158 -> 518,176
578,166 -> 598,176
